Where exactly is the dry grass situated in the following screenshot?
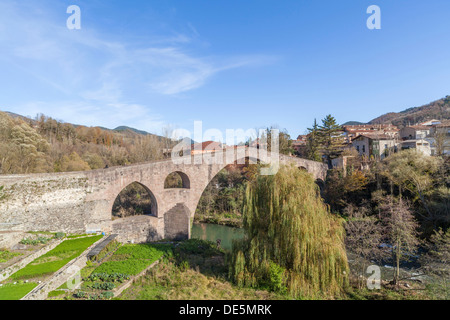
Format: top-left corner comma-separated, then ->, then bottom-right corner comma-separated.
117,260 -> 283,300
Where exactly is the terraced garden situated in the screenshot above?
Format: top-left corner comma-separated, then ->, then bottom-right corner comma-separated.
0,282 -> 38,300
0,234 -> 103,300
47,242 -> 173,300
0,250 -> 22,263
11,235 -> 103,280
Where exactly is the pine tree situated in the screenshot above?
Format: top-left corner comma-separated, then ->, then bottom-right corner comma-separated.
305,119 -> 322,162
317,115 -> 345,163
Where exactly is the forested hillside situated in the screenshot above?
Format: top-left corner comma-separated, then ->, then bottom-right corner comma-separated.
0,111 -> 174,174
369,96 -> 450,127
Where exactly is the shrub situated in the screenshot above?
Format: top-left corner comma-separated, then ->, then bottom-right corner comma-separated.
87,282 -> 116,290
268,262 -> 286,294
20,237 -> 51,246
178,260 -> 190,272
0,250 -> 22,263
86,272 -> 130,283
54,232 -> 65,239
102,291 -> 114,299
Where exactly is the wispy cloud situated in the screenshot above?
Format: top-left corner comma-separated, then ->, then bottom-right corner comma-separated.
0,0 -> 277,132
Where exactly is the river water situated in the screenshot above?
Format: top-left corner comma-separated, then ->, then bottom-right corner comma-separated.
191,223 -> 429,284
191,223 -> 245,251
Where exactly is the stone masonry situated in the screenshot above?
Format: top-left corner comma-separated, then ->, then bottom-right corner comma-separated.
0,147 -> 328,244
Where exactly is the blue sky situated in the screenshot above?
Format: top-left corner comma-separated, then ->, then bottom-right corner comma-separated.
1,0 -> 450,140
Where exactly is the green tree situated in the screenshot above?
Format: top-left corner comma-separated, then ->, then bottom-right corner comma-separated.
305,119 -> 322,161
229,164 -> 349,298
262,126 -> 293,155
383,149 -> 443,217
317,115 -> 345,163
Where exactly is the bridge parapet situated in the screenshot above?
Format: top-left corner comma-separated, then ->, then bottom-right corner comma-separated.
0,150 -> 327,244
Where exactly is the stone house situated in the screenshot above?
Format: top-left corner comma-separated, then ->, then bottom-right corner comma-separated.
400,125 -> 431,140
400,139 -> 432,156
351,133 -> 398,160
292,135 -> 307,155
191,141 -> 223,155
343,124 -> 399,143
429,120 -> 450,155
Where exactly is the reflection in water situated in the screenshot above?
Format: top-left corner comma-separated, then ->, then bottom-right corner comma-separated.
191,223 -> 245,251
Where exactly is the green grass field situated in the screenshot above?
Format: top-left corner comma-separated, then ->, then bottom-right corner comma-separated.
92,243 -> 172,276
10,235 -> 103,280
0,282 -> 38,300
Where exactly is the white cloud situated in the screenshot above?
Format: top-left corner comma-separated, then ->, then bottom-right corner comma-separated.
0,0 -> 277,130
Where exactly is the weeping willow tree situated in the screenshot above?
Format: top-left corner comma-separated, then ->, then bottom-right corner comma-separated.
229,164 -> 349,299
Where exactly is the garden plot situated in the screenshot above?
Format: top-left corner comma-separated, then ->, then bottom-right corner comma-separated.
0,234 -> 103,300
48,242 -> 173,300
0,232 -> 59,271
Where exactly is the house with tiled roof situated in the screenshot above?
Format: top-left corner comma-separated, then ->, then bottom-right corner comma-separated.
351,133 -> 399,160
400,125 -> 432,140
343,124 -> 399,143
191,141 -> 223,155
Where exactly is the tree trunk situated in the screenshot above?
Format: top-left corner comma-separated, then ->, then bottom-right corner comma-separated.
395,243 -> 400,287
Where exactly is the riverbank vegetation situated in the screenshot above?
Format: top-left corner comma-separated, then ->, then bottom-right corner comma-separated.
228,165 -> 349,299
116,239 -> 283,300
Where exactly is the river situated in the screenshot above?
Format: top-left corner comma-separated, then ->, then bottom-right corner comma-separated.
191,222 -> 245,251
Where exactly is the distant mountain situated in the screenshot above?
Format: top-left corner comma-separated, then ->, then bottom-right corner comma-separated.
5,111 -> 34,123
368,96 -> 450,128
342,121 -> 366,126
112,126 -> 153,136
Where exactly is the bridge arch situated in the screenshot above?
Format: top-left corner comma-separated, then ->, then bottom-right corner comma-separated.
191,156 -> 269,230
111,181 -> 158,219
164,171 -> 190,189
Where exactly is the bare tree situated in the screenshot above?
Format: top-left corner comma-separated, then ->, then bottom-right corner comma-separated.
344,204 -> 384,288
433,128 -> 449,156
379,196 -> 420,285
420,228 -> 450,299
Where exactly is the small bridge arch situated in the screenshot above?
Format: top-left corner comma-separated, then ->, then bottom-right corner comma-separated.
164,171 -> 190,189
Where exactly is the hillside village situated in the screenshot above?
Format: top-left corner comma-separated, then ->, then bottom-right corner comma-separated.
292,119 -> 450,168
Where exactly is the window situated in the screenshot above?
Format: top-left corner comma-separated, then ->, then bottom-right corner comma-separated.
362,145 -> 366,153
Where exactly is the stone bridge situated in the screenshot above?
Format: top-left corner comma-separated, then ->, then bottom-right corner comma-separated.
0,147 -> 327,243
